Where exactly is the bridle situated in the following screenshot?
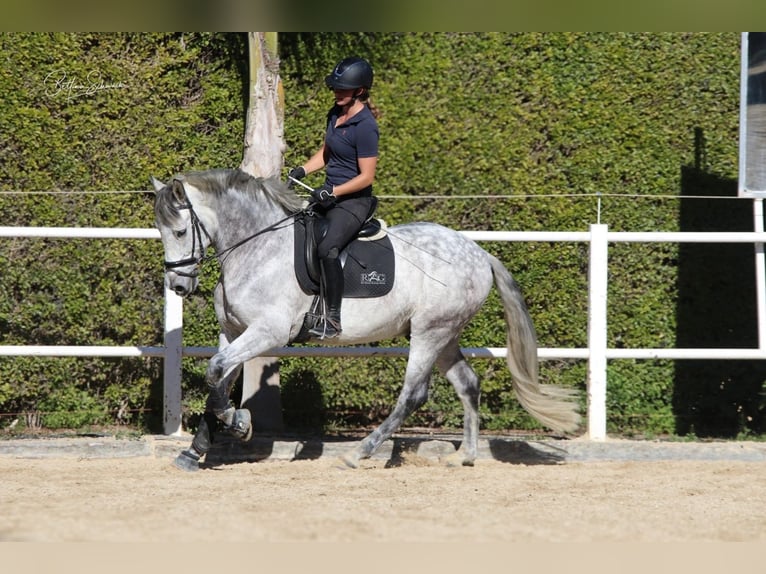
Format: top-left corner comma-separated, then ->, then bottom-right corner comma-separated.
163,199 -> 301,277
162,201 -> 212,278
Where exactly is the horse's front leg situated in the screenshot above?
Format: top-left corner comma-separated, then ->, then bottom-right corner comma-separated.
205,352 -> 253,439
173,359 -> 247,472
174,323 -> 287,472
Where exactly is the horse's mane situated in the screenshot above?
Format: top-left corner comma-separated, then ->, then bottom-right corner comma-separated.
155,168 -> 304,226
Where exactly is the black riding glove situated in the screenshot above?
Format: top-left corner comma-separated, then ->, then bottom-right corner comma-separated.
287,166 -> 306,189
310,183 -> 337,209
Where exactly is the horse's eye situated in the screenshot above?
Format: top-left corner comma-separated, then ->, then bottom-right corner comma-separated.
174,228 -> 187,238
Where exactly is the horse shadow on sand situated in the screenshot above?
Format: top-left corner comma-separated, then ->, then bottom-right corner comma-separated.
199,434 -> 567,469
198,368 -> 567,469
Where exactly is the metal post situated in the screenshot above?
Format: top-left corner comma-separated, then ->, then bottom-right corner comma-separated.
754,199 -> 766,350
587,224 -> 609,440
163,288 -> 184,435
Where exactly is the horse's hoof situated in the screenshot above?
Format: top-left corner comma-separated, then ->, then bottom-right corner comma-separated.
443,451 -> 475,468
173,450 -> 200,472
337,452 -> 360,469
224,408 -> 252,442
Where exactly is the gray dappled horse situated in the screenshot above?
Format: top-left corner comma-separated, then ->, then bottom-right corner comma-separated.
152,169 -> 580,471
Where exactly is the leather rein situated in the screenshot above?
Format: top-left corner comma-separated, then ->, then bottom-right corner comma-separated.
163,200 -> 300,277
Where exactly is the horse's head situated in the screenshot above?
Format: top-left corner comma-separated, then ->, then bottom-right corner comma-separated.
152,175 -> 211,297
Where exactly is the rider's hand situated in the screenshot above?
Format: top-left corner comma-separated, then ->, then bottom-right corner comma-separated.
286,166 -> 306,189
310,183 -> 337,209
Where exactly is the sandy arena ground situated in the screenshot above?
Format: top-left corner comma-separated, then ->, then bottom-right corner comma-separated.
1,444 -> 765,543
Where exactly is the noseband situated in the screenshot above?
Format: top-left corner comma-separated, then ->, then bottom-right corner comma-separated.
163,201 -> 213,278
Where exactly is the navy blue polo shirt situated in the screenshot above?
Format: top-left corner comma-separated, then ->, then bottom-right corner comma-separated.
324,104 -> 379,195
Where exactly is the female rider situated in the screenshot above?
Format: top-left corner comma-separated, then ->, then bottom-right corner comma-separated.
288,56 -> 380,339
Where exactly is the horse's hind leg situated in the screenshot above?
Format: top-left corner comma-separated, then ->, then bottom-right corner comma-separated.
340,341 -> 438,469
436,340 -> 480,467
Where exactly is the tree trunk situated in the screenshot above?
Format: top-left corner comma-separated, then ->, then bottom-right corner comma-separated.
239,32 -> 284,432
241,32 -> 285,178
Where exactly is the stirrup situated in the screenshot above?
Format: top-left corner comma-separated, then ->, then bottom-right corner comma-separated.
309,317 -> 342,339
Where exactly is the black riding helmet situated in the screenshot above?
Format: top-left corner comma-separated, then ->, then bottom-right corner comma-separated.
325,56 -> 374,90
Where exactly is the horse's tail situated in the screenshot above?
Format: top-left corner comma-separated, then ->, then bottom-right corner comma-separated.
488,254 -> 581,434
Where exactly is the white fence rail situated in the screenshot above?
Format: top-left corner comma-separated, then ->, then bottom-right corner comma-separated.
2,221 -> 765,441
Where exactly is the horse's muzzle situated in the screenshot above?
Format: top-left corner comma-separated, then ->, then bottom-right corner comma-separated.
166,272 -> 198,297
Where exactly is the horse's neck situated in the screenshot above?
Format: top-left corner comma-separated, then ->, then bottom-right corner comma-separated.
209,195 -> 292,266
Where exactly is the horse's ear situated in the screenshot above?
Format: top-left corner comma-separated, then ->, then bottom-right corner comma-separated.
150,176 -> 165,192
171,178 -> 186,203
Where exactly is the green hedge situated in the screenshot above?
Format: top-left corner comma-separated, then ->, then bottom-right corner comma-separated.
0,32 -> 762,438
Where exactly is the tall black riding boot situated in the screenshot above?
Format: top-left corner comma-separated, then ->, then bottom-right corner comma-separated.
309,256 -> 343,339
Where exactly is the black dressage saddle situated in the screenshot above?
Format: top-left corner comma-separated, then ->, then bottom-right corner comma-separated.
293,204 -> 395,299
291,202 -> 396,343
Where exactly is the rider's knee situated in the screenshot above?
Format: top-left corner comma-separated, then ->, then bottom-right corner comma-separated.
318,246 -> 340,260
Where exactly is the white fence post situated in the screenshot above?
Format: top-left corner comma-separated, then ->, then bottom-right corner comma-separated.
163,287 -> 184,436
753,199 -> 766,350
587,224 -> 609,440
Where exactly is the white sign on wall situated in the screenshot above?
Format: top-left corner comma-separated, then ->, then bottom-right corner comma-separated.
739,32 -> 766,197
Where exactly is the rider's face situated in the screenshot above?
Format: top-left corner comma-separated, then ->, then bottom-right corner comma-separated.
333,88 -> 357,106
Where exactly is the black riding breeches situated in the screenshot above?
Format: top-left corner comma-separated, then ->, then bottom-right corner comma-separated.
316,196 -> 374,260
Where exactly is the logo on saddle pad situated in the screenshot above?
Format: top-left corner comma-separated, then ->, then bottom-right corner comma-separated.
293,213 -> 395,299
361,270 -> 387,285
